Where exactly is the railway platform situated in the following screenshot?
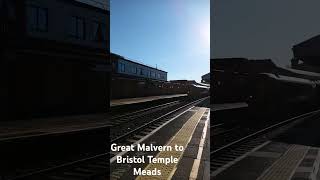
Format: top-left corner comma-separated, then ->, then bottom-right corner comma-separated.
0,94 -> 187,141
110,106 -> 210,180
0,97 -> 207,180
0,113 -> 111,141
212,110 -> 320,180
213,141 -> 320,180
110,94 -> 187,107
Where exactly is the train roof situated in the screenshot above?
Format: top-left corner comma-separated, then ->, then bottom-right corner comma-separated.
212,58 -> 277,73
261,73 -> 316,86
192,84 -> 210,89
212,57 -> 320,81
281,67 -> 320,80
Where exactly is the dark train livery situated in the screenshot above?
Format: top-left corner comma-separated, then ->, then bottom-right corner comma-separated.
212,58 -> 320,122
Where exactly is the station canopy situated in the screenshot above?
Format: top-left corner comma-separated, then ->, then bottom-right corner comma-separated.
75,0 -> 109,10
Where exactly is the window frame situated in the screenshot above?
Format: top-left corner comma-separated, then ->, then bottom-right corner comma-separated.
119,62 -> 125,73
69,16 -> 86,40
92,20 -> 106,42
26,5 -> 48,32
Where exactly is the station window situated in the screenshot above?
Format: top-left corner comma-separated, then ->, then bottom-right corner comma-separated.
119,62 -> 125,72
101,23 -> 106,41
26,5 -> 48,32
132,66 -> 137,74
92,21 -> 106,42
151,71 -> 156,78
69,16 -> 86,40
160,74 -> 166,79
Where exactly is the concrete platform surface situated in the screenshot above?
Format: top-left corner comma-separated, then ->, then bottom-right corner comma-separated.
0,94 -> 187,140
110,94 -> 187,107
111,107 -> 210,180
0,113 -> 111,140
172,109 -> 210,180
135,108 -> 210,180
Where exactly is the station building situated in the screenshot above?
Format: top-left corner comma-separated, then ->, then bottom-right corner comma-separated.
110,53 -> 167,81
0,0 -> 110,119
110,53 -> 175,99
201,73 -> 210,84
110,53 -> 209,99
292,34 -> 320,72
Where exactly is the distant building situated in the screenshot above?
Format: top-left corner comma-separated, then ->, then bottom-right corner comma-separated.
292,34 -> 320,72
201,73 -> 210,84
110,53 -> 167,81
1,0 -> 110,119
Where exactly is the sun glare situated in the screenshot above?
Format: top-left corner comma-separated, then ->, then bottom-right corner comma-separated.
200,22 -> 210,48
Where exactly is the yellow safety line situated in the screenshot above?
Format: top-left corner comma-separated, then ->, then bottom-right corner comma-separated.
136,108 -> 207,180
257,145 -> 309,180
189,110 -> 210,179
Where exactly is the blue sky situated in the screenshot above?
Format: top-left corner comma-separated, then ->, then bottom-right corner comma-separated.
111,0 -> 210,82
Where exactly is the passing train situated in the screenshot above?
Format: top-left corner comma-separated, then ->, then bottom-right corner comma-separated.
248,72 -> 320,121
212,58 -> 320,123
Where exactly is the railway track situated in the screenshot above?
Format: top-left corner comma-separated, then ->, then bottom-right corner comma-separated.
9,97 -> 209,180
1,99 -> 187,180
109,97 -> 208,179
212,126 -> 249,151
9,154 -> 109,180
109,100 -> 191,140
110,97 -> 207,147
108,100 -> 182,126
211,123 -> 224,129
211,109 -> 320,178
